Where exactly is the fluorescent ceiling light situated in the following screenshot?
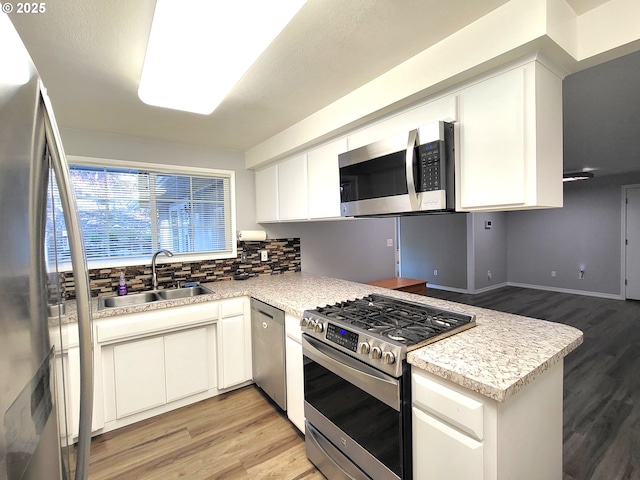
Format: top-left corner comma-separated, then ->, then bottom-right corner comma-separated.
138,0 -> 306,115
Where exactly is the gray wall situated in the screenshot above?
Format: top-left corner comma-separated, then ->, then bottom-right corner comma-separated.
398,213 -> 468,290
471,212 -> 508,291
265,218 -> 397,283
507,172 -> 640,297
60,127 -> 260,232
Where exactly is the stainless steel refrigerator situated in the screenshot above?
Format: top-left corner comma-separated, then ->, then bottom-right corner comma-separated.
1,13 -> 93,480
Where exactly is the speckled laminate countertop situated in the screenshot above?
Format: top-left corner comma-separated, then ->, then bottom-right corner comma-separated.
57,272 -> 583,403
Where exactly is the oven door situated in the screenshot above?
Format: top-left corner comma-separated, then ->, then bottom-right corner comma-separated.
303,335 -> 411,480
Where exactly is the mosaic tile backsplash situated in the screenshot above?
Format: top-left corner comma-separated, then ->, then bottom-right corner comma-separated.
59,238 -> 301,299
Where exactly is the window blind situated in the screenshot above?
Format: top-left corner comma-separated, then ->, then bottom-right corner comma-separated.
45,164 -> 234,264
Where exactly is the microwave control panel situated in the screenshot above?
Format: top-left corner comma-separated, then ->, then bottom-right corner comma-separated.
416,140 -> 445,192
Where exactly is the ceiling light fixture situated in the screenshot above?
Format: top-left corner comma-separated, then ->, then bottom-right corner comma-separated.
562,171 -> 595,182
138,0 -> 306,115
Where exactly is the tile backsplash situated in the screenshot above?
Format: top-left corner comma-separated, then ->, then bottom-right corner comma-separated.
59,238 -> 301,299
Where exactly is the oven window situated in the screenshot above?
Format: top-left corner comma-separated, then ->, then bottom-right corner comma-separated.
340,151 -> 408,202
304,355 -> 404,477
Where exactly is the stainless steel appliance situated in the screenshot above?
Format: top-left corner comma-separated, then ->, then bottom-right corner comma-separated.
1,14 -> 93,480
251,299 -> 287,410
301,294 -> 475,480
339,121 -> 455,217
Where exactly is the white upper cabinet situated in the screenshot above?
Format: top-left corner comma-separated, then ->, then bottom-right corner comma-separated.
278,154 -> 308,221
456,59 -> 563,211
255,164 -> 279,222
307,138 -> 347,219
253,55 -> 563,221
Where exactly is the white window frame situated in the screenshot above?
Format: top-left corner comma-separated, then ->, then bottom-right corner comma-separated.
61,155 -> 237,271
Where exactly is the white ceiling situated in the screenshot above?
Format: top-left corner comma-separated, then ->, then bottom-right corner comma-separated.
9,0 -> 637,178
9,0 -> 510,152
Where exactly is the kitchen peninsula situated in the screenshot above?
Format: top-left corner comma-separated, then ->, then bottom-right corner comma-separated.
57,272 -> 582,479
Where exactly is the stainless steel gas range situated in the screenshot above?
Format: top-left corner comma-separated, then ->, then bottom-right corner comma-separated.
301,293 -> 475,480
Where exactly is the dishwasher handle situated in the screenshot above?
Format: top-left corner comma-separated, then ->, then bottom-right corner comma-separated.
250,298 -> 284,325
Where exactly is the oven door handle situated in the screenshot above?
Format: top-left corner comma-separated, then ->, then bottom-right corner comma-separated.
303,335 -> 400,411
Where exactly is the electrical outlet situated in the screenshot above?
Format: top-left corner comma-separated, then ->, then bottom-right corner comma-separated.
487,270 -> 492,280
260,250 -> 268,261
433,269 -> 438,276
551,271 -> 556,278
387,238 -> 393,247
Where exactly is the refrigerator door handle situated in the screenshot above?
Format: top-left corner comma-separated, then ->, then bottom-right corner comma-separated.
40,83 -> 94,480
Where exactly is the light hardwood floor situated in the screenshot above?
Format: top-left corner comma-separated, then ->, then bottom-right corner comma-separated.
83,386 -> 324,479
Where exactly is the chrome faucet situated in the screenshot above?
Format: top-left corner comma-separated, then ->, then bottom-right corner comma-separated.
151,249 -> 173,290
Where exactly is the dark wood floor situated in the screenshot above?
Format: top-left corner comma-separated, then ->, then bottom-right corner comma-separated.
426,286 -> 640,480
83,286 -> 640,479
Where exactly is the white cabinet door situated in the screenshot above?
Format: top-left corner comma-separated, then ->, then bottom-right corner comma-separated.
307,139 -> 346,219
285,335 -> 304,432
413,406 -> 483,480
457,61 -> 563,211
278,154 -> 308,220
458,67 -> 525,209
164,327 -> 209,402
113,336 -> 166,418
255,164 -> 279,222
217,315 -> 249,388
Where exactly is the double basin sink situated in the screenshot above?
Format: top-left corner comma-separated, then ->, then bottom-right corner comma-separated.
98,285 -> 214,310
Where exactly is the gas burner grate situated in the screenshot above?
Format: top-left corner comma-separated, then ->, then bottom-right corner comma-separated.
315,294 -> 475,347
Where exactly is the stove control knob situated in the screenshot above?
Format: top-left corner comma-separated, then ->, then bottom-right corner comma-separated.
357,342 -> 370,355
370,346 -> 382,360
300,317 -> 310,329
313,321 -> 324,333
382,351 -> 396,365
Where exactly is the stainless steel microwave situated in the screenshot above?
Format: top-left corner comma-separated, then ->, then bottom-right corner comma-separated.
339,120 -> 455,217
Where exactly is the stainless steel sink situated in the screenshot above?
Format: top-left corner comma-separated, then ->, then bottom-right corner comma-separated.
98,291 -> 161,310
97,285 -> 213,310
156,285 -> 213,300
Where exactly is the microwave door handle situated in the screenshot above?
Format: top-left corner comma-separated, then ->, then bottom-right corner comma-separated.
405,129 -> 419,210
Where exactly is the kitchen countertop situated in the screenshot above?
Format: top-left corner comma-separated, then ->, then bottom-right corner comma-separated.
58,272 -> 582,403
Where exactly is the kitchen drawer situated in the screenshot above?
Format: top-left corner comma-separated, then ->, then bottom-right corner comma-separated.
220,297 -> 246,318
412,369 -> 484,441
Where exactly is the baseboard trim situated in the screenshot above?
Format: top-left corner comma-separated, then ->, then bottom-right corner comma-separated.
426,284 -> 469,294
507,282 -> 623,300
473,282 -> 509,294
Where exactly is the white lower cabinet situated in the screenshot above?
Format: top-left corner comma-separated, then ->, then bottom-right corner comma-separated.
113,336 -> 166,418
164,328 -> 210,402
217,297 -> 252,389
412,362 -> 564,480
413,407 -> 483,480
50,324 -> 104,443
99,301 -> 221,433
284,317 -> 304,432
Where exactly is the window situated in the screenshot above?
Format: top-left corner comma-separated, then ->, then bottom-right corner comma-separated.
46,158 -> 236,267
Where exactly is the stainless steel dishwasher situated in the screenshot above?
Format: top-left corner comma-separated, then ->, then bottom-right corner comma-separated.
250,298 -> 287,410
